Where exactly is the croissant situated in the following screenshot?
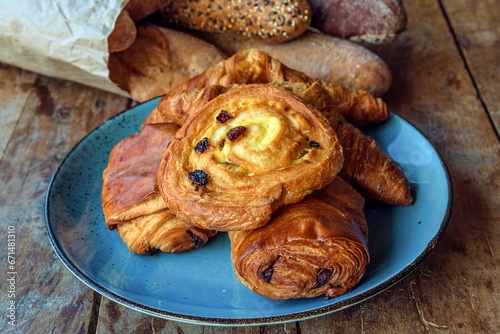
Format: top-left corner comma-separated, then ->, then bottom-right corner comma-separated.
229,177 -> 370,300
157,84 -> 344,231
279,81 -> 413,206
101,123 -> 216,254
145,49 -> 388,127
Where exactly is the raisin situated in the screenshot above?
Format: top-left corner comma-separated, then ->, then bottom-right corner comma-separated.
260,266 -> 273,283
315,269 -> 332,288
188,170 -> 208,186
186,230 -> 206,248
219,139 -> 225,150
194,137 -> 209,153
216,110 -> 231,123
226,126 -> 247,141
309,140 -> 320,148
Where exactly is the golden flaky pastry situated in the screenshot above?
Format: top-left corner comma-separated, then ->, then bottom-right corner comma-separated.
101,123 -> 216,254
146,49 -> 388,127
228,177 -> 370,300
157,84 -> 344,231
145,50 -> 412,205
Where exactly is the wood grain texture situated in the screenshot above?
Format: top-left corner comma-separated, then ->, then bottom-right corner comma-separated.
0,64 -> 37,161
0,74 -> 130,333
0,0 -> 499,332
441,0 -> 500,135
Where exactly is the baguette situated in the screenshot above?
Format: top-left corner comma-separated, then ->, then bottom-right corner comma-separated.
108,23 -> 226,102
153,0 -> 312,43
108,9 -> 137,53
308,0 -> 407,44
197,29 -> 392,96
125,0 -> 171,22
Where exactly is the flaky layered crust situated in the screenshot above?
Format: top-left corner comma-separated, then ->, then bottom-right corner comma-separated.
145,49 -> 388,127
102,123 -> 180,227
101,122 -> 216,254
280,81 -> 413,206
157,84 -> 344,231
144,49 -> 412,205
229,177 -> 370,300
116,208 -> 217,255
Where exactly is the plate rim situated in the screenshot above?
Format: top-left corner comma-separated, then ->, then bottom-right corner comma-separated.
44,100 -> 453,326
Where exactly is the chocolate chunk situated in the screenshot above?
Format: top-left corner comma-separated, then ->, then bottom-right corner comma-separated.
309,140 -> 320,148
186,230 -> 206,248
260,266 -> 273,283
194,137 -> 210,153
226,126 -> 247,141
145,247 -> 158,256
315,269 -> 332,288
216,110 -> 231,123
188,170 -> 208,186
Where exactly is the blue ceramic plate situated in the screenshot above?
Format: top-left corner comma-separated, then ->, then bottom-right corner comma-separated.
45,98 -> 452,326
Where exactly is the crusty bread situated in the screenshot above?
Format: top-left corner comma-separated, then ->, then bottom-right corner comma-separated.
107,9 -> 137,53
308,0 -> 407,44
108,23 -> 226,102
125,0 -> 171,22
153,0 -> 312,43
196,29 -> 392,96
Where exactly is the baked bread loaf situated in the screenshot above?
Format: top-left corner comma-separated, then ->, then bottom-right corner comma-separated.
308,0 -> 407,44
108,23 -> 226,102
157,84 -> 344,231
108,9 -> 137,53
195,29 -> 392,96
229,177 -> 370,299
125,0 -> 171,22
153,0 -> 312,43
101,122 -> 216,254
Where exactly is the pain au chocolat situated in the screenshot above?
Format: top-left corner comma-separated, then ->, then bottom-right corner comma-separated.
228,177 -> 370,300
102,123 -> 216,254
157,84 -> 344,231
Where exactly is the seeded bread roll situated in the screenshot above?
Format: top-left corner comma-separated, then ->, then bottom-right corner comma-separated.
308,0 -> 407,44
153,0 -> 312,43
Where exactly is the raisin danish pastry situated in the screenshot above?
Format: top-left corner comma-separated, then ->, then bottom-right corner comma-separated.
146,50 -> 412,205
102,123 -> 216,254
228,177 -> 370,300
157,84 -> 344,231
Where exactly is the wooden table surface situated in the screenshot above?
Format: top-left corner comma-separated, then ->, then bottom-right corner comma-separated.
1,0 -> 499,333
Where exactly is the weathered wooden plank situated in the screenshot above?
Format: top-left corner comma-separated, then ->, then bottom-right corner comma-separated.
96,296 -> 298,333
0,71 -> 130,333
441,0 -> 500,134
299,0 -> 500,332
349,0 -> 500,333
0,64 -> 37,161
